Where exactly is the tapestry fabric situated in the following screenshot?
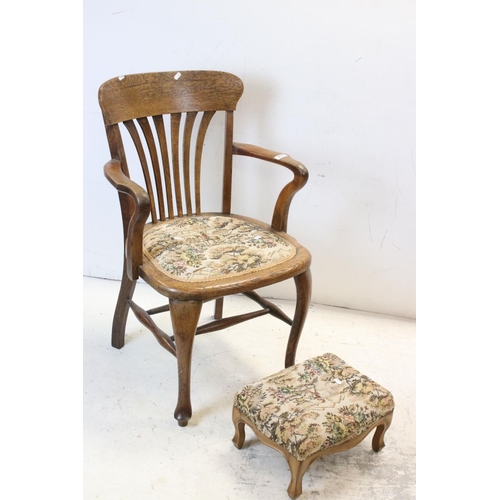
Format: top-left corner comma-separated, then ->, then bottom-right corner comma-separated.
143,215 -> 296,282
234,353 -> 394,461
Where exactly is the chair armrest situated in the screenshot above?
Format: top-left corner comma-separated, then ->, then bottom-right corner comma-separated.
232,143 -> 308,232
103,159 -> 151,280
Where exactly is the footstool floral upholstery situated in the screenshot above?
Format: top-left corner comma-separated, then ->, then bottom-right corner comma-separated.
232,353 -> 395,498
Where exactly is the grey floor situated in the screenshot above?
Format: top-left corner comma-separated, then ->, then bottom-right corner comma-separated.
83,276 -> 416,499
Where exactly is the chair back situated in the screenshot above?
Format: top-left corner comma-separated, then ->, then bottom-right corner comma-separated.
98,71 -> 244,221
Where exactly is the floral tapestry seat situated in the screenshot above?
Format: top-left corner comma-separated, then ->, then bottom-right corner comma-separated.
232,353 -> 395,499
143,215 -> 297,283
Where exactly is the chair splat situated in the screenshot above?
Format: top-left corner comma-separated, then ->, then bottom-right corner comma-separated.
121,110 -> 218,221
195,111 -> 216,214
123,119 -> 159,223
137,117 -> 166,221
152,114 -> 175,219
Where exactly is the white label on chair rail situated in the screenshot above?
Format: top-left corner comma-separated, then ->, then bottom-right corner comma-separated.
333,378 -> 343,384
274,154 -> 288,160
174,72 -> 182,80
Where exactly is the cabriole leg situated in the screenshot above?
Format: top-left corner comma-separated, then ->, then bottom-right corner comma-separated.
231,406 -> 246,449
169,299 -> 203,427
286,455 -> 310,499
372,412 -> 393,452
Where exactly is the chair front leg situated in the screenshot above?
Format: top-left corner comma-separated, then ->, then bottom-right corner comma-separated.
285,268 -> 312,368
169,299 -> 203,427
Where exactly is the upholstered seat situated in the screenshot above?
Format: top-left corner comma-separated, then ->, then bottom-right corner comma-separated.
143,215 -> 296,282
232,353 -> 394,498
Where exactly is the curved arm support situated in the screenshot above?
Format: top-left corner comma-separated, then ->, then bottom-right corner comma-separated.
232,143 -> 308,232
104,159 -> 151,280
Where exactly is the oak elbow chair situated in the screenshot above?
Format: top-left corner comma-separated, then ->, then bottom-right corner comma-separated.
98,71 -> 312,427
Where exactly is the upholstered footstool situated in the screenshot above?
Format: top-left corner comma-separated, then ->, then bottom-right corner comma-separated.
232,353 -> 395,499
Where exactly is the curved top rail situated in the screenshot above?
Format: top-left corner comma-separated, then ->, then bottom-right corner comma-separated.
99,71 -> 244,125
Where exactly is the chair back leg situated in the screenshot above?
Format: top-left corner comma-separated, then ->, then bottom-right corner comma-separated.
111,262 -> 137,349
214,297 -> 224,319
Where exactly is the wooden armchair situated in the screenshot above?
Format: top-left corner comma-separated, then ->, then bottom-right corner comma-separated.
98,71 -> 312,427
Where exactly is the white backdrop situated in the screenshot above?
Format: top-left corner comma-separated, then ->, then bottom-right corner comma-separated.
83,0 -> 415,319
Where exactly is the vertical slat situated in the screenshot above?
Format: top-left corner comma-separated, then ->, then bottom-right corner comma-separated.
137,117 -> 165,221
153,115 -> 175,219
222,111 -> 234,214
182,112 -> 197,216
170,113 -> 184,216
123,120 -> 158,223
194,110 -> 216,214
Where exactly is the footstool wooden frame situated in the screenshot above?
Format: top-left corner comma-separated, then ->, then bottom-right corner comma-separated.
231,353 -> 395,499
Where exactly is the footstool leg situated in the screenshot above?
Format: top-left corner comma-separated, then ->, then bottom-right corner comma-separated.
372,411 -> 393,452
231,406 -> 246,449
285,454 -> 311,499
